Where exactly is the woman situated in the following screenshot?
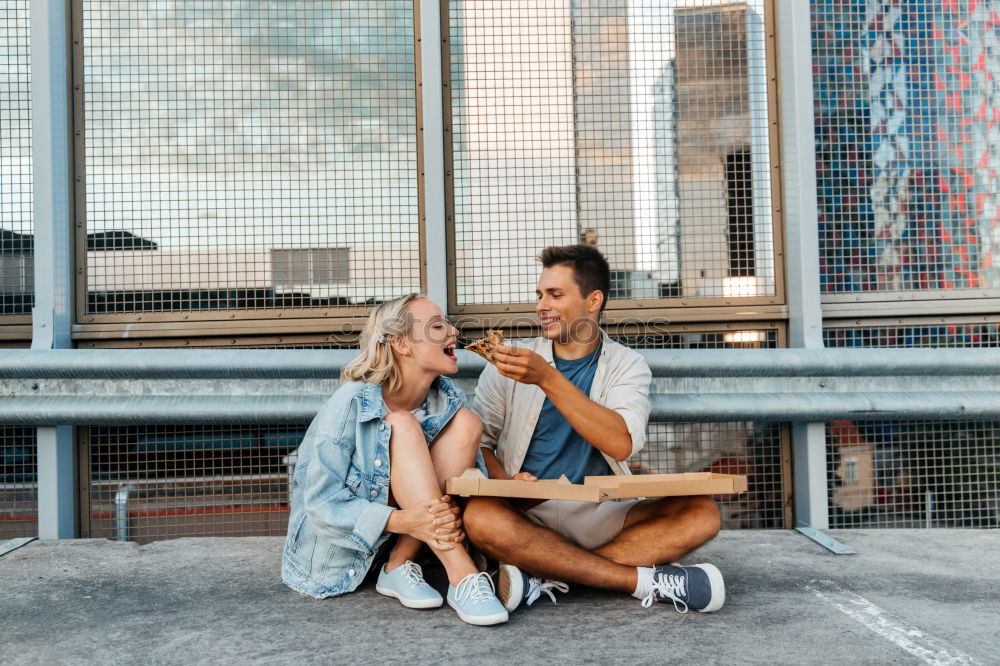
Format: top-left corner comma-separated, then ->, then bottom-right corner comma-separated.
281,293 -> 508,626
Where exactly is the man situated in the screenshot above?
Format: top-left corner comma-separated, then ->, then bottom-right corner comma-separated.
465,244 -> 724,613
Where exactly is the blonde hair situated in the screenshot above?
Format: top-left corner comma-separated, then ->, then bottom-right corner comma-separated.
341,293 -> 424,394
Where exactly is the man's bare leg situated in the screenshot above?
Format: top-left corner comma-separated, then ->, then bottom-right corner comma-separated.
464,495 -> 721,592
594,495 -> 721,567
463,497 -> 637,593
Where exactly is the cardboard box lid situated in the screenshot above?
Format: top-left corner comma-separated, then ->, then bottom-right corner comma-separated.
586,472 -> 749,499
446,469 -> 748,503
446,469 -> 606,502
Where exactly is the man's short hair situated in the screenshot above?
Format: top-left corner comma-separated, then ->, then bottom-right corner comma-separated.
538,244 -> 611,313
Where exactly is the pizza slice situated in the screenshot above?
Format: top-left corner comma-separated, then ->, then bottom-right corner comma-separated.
465,329 -> 505,363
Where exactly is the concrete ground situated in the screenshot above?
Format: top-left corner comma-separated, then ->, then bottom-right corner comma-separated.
1,530 -> 997,665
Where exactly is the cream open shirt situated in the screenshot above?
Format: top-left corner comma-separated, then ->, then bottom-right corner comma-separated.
473,330 -> 652,477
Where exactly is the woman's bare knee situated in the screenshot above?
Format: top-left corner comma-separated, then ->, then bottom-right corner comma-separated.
441,408 -> 483,447
385,410 -> 420,428
458,406 -> 483,428
385,411 -> 424,445
430,409 -> 481,482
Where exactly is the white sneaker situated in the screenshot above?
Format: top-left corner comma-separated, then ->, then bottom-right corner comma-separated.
640,563 -> 725,613
375,561 -> 444,609
496,562 -> 569,612
447,572 -> 509,626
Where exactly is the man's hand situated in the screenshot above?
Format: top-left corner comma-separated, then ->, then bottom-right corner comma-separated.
491,346 -> 636,463
508,471 -> 545,510
493,345 -> 555,386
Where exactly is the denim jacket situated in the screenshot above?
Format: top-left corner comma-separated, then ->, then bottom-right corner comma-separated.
281,376 -> 468,598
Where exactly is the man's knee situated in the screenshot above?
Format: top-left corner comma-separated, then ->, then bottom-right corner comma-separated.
652,495 -> 721,539
685,495 -> 722,539
463,497 -> 516,548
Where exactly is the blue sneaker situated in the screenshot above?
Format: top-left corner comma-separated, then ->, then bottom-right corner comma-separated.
497,562 -> 568,612
447,572 -> 509,626
375,561 -> 443,609
642,563 -> 725,613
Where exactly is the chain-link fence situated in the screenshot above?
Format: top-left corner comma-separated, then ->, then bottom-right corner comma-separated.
78,335 -> 359,350
0,426 -> 37,539
0,0 -> 32,321
825,318 -> 1000,528
6,1 -> 997,540
824,319 -> 1000,348
82,425 -> 304,542
826,419 -> 999,529
77,0 -> 420,322
446,0 -> 780,313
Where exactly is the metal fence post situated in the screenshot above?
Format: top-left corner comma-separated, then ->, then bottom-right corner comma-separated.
31,0 -> 78,538
418,0 -> 450,314
776,0 -> 829,529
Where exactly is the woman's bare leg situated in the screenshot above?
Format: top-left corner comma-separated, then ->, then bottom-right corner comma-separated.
385,408 -> 482,572
385,537 -> 425,572
428,408 -> 482,487
384,410 -> 478,585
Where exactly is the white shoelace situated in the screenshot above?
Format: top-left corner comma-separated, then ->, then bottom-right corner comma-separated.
640,572 -> 689,613
454,572 -> 496,605
526,578 -> 569,606
400,561 -> 426,588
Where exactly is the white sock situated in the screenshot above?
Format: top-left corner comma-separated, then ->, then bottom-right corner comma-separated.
632,567 -> 655,601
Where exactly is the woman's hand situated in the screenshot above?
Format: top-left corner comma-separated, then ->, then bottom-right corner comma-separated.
512,472 -> 537,482
387,496 -> 465,550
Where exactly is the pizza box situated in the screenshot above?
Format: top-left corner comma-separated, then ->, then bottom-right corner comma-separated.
584,472 -> 748,499
446,469 -> 605,502
446,469 -> 747,503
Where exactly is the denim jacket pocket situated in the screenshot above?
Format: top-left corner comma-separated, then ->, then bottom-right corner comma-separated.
286,513 -> 316,577
286,512 -> 307,553
346,465 -> 364,496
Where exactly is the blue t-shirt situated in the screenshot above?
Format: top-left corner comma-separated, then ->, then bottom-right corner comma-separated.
520,344 -> 612,483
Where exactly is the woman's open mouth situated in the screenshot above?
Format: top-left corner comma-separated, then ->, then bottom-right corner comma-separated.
444,344 -> 457,359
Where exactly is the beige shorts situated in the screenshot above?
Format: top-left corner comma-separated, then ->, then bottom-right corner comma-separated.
524,498 -> 643,551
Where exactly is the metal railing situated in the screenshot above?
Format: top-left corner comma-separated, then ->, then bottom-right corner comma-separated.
2,347 -> 1000,424
2,346 -> 998,540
